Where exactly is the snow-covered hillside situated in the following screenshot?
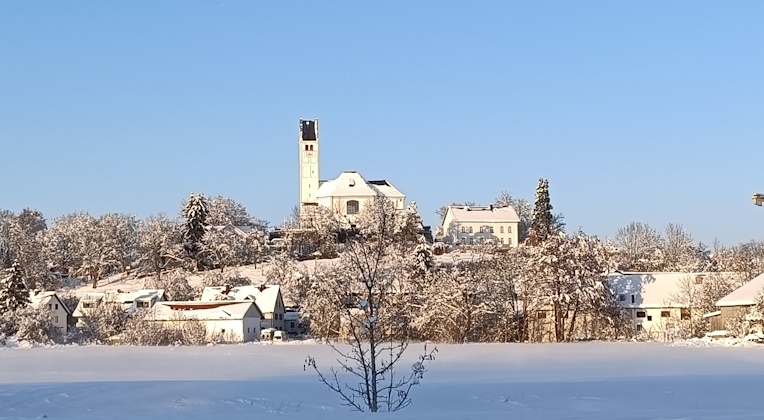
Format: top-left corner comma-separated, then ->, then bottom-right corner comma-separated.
2,342 -> 764,419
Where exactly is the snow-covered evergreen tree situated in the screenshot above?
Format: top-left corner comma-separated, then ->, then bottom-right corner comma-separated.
530,179 -> 555,243
0,261 -> 30,314
182,193 -> 209,271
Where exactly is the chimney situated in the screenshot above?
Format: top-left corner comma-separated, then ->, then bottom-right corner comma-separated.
490,204 -> 494,211
258,284 -> 267,292
223,284 -> 231,295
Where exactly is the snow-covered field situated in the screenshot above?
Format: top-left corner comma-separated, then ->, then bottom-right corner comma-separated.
2,342 -> 764,419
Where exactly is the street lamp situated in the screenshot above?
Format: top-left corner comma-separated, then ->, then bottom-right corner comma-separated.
754,193 -> 764,206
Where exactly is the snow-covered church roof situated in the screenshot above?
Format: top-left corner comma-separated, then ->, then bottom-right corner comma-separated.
315,171 -> 404,199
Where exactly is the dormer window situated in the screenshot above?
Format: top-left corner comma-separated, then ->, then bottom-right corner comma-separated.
349,178 -> 356,187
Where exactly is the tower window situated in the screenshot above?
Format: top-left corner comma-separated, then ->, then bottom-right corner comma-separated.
309,145 -> 314,151
347,200 -> 359,215
305,145 -> 309,151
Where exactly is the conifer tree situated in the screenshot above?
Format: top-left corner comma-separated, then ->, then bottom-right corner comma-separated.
182,193 -> 209,271
0,260 -> 30,314
531,178 -> 555,243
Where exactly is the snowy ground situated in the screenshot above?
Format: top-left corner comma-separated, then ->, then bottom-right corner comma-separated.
3,342 -> 764,419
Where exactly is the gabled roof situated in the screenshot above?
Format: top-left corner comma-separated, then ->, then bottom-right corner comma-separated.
446,205 -> 520,223
608,272 -> 714,309
717,271 -> 764,307
315,171 -> 404,199
208,224 -> 254,237
149,301 -> 263,321
200,285 -> 283,314
28,291 -> 72,315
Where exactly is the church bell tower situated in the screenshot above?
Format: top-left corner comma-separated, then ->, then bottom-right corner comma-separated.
299,118 -> 319,206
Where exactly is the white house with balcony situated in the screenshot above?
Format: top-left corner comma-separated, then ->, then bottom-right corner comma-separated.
314,171 -> 405,225
440,205 -> 520,246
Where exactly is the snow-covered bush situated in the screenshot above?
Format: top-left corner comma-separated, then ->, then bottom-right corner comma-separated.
144,270 -> 194,301
16,306 -> 61,344
122,312 -> 208,346
75,302 -> 128,344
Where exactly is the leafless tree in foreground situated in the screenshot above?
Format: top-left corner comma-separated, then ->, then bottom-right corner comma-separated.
304,196 -> 437,412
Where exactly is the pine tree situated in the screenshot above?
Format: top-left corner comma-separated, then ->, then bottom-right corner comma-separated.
0,261 -> 30,314
182,193 -> 210,271
530,178 -> 555,243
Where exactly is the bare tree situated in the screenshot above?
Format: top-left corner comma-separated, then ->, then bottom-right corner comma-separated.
305,196 -> 436,412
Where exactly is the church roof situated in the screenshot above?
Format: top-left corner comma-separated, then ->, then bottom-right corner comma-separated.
315,171 -> 404,199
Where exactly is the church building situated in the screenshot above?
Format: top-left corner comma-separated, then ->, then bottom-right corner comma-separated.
298,119 -> 405,222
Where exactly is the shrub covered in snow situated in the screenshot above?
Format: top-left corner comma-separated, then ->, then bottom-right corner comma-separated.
144,270 -> 195,301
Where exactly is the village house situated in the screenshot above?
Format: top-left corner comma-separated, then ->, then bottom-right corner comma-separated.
28,290 -> 71,334
200,284 -> 286,331
440,205 -> 520,247
72,289 -> 166,325
715,271 -> 764,330
608,272 -> 726,339
147,300 -> 263,343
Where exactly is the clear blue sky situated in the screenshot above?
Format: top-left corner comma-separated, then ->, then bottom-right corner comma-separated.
1,1 -> 763,247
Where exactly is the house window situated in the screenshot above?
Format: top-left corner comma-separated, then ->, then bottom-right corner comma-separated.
508,226 -> 512,233
636,324 -> 643,332
681,308 -> 691,320
618,294 -> 626,302
636,311 -> 646,318
55,304 -> 58,310
346,200 -> 359,215
461,226 -> 466,233
631,295 -> 635,304
469,238 -> 473,244
48,304 -> 52,309
461,237 -> 466,243
53,316 -> 59,323
647,315 -> 652,321
695,276 -> 703,284
500,238 -> 504,244
537,311 -> 547,319
500,226 -> 504,233
290,322 -> 295,329
661,311 -> 670,318
247,328 -> 250,333
468,227 -> 473,233
507,238 -> 512,246
479,226 -> 485,233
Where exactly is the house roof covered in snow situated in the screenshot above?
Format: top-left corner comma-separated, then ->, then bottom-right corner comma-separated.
200,285 -> 283,314
716,271 -> 764,307
316,171 -> 404,199
149,301 -> 263,321
608,272 -> 720,309
28,290 -> 71,315
446,205 -> 520,223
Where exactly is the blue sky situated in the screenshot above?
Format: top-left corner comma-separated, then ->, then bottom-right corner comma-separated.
1,1 -> 763,247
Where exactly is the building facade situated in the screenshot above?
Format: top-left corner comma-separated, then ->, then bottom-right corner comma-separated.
440,205 -> 520,246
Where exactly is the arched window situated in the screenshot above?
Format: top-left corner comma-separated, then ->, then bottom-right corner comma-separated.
346,200 -> 359,215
